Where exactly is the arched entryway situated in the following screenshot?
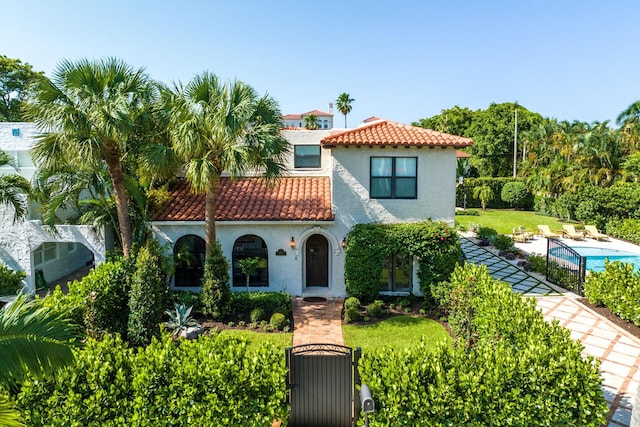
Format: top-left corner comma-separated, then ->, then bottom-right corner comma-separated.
173,235 -> 206,287
232,235 -> 269,288
305,234 -> 329,287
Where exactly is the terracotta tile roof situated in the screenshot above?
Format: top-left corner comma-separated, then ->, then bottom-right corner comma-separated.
320,120 -> 473,148
283,114 -> 302,120
456,150 -> 470,158
152,177 -> 334,222
361,116 -> 384,123
302,109 -> 333,117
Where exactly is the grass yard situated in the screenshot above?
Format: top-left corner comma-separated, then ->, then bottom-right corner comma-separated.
343,316 -> 451,352
455,209 -> 568,235
219,329 -> 293,350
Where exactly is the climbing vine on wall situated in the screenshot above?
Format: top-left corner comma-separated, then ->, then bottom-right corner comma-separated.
344,221 -> 461,302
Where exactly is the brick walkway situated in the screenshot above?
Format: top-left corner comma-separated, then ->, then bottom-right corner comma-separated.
292,297 -> 344,347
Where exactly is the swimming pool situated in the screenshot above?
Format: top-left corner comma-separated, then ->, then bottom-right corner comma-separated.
550,246 -> 640,272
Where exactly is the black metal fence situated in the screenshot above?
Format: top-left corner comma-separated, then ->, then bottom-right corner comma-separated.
546,238 -> 586,295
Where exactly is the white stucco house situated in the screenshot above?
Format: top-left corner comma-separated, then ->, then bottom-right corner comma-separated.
0,123 -> 106,294
283,106 -> 334,129
151,119 -> 472,298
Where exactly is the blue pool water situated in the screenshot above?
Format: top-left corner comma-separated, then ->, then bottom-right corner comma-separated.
550,246 -> 640,272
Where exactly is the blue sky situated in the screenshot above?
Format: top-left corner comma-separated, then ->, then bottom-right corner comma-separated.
3,0 -> 639,127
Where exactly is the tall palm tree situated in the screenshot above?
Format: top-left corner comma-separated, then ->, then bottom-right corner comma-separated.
168,73 -> 288,253
26,57 -> 157,257
0,150 -> 30,222
336,93 -> 354,127
303,114 -> 319,130
0,294 -> 79,425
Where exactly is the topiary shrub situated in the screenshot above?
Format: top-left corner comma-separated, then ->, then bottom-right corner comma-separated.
344,296 -> 361,310
127,243 -> 168,346
365,300 -> 384,318
344,306 -> 361,323
500,181 -> 531,209
200,241 -> 231,320
250,307 -> 266,323
269,312 -> 288,331
0,264 -> 25,296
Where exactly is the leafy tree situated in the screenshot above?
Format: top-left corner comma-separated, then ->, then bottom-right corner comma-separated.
413,105 -> 475,136
238,257 -> 261,292
335,93 -> 354,127
0,55 -> 46,121
0,150 -> 30,222
473,185 -> 494,210
168,72 -> 288,253
26,58 -> 159,257
0,294 -> 78,425
303,113 -> 319,129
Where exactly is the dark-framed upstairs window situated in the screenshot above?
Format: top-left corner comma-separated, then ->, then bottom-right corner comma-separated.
370,157 -> 417,199
294,145 -> 321,168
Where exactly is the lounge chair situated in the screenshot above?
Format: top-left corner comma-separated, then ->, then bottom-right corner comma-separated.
562,224 -> 585,240
537,225 -> 561,238
512,227 -> 527,243
518,225 -> 534,241
585,225 -> 609,241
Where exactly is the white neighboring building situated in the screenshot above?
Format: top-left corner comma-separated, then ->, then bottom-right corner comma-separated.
151,120 -> 472,298
0,123 -> 106,294
283,106 -> 334,129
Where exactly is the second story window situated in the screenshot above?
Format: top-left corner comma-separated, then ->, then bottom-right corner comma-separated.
370,157 -> 417,199
12,128 -> 20,137
294,145 -> 321,168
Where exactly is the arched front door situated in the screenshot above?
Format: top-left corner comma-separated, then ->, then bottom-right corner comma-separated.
305,234 -> 328,287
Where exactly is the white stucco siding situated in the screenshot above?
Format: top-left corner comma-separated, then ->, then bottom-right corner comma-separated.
152,221 -> 348,297
0,123 -> 38,181
280,129 -> 337,177
330,146 -> 457,226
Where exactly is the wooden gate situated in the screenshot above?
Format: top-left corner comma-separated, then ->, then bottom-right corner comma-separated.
286,344 -> 361,427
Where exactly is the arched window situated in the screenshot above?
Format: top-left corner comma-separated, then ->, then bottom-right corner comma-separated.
174,235 -> 206,287
232,235 -> 268,287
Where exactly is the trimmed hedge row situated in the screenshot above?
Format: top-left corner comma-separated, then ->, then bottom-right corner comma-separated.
456,177 -> 532,209
606,218 -> 640,245
230,291 -> 292,320
584,260 -> 640,326
358,264 -> 608,426
15,333 -> 288,426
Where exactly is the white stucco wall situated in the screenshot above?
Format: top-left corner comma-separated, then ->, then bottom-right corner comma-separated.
0,122 -> 38,181
330,146 -> 457,227
152,221 -> 348,297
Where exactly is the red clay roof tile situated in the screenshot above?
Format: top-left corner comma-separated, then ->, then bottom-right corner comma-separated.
152,177 -> 334,222
320,120 -> 473,148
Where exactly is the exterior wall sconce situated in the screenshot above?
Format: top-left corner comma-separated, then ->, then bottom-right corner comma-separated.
290,237 -> 296,249
341,237 -> 348,249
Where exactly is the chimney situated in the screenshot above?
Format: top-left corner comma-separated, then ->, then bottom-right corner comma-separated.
328,102 -> 333,114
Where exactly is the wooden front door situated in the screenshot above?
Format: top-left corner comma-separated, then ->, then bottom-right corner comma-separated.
305,234 -> 328,287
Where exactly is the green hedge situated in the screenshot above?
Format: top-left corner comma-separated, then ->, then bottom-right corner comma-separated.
230,291 -> 292,321
456,177 -> 529,209
344,221 -> 461,303
358,264 -> 607,426
14,333 -> 288,426
0,264 -> 25,296
584,260 -> 640,326
606,218 -> 640,245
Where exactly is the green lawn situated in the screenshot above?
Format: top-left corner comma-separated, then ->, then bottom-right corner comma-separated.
343,316 -> 451,352
455,209 -> 568,235
219,329 -> 292,350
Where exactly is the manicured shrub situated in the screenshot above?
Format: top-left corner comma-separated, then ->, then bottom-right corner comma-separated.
492,234 -> 513,250
526,254 -> 547,274
14,333 -> 288,425
456,177 -> 514,209
344,306 -> 361,323
476,226 -> 497,241
200,241 -> 231,320
250,307 -> 266,323
500,180 -> 532,209
454,208 -> 479,216
230,292 -> 292,320
0,263 -> 25,296
269,312 -> 288,331
344,296 -> 361,310
358,263 -> 608,426
606,218 -> 640,245
365,300 -> 384,318
128,244 -> 168,346
584,260 -> 640,326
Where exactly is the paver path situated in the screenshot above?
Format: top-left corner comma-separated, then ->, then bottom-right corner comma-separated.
461,237 -> 640,427
292,297 -> 344,347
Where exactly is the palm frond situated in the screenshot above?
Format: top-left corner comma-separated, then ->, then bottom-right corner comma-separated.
0,395 -> 26,427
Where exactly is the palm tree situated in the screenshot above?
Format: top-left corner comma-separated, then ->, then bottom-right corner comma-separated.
336,93 -> 354,127
168,73 -> 288,253
473,185 -> 494,210
26,57 -> 158,257
0,150 -> 30,222
0,294 -> 79,425
303,114 -> 319,130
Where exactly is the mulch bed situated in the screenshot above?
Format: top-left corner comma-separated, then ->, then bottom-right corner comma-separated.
577,298 -> 640,340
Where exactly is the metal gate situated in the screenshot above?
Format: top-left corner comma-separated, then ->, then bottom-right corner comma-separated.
286,344 -> 361,427
546,237 -> 586,295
